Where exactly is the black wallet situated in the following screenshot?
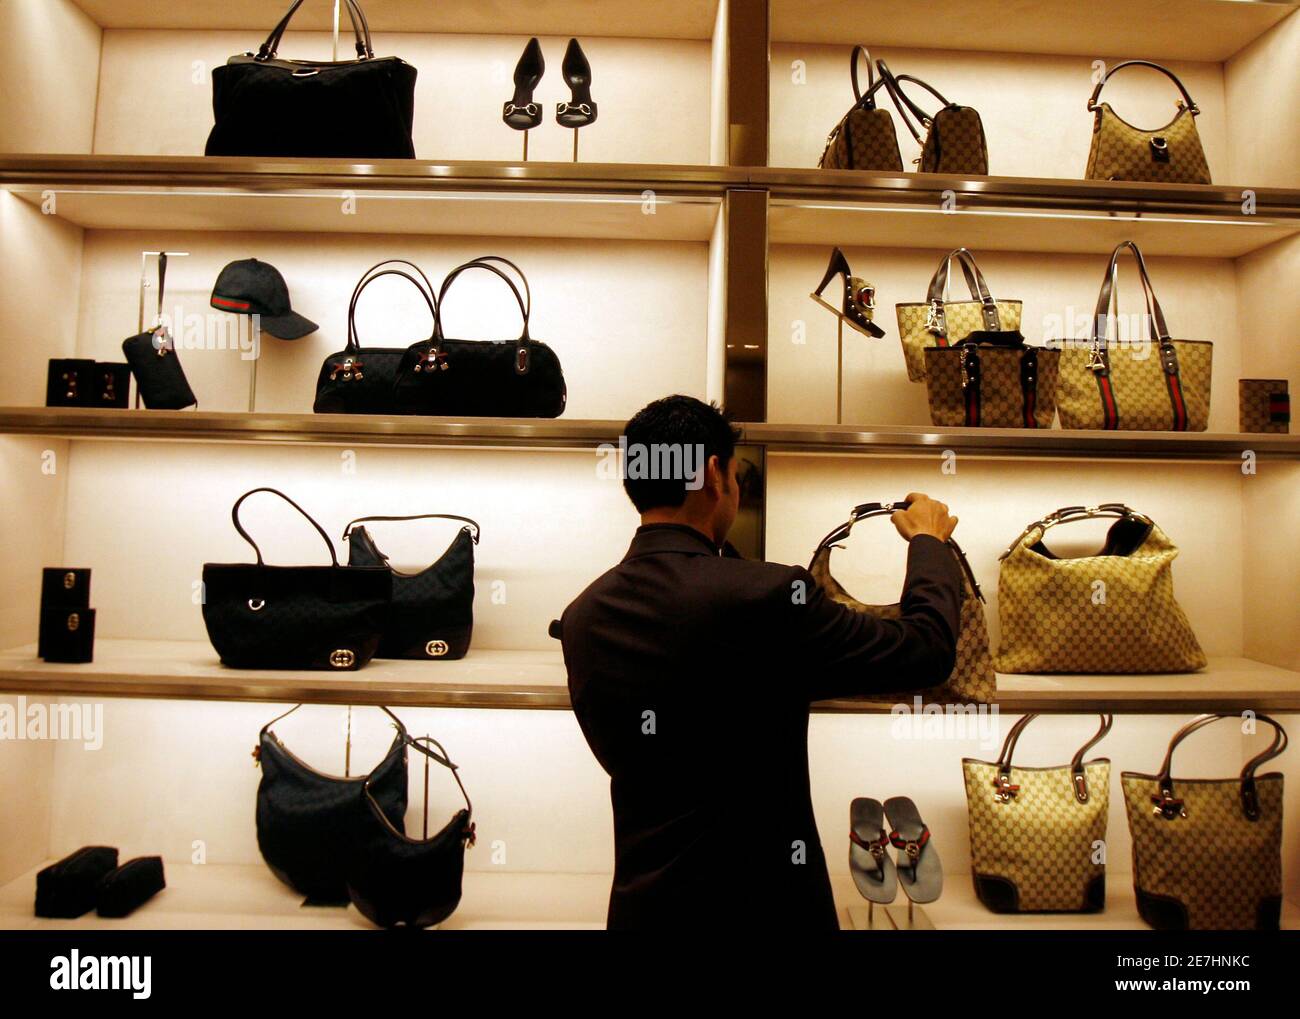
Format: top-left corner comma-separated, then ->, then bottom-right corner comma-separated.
46,360 -> 130,408
122,253 -> 197,410
97,857 -> 166,918
35,846 -> 119,918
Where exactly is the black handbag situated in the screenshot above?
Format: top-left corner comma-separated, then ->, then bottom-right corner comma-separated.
395,256 -> 567,418
346,735 -> 475,928
255,705 -> 409,904
122,254 -> 197,410
202,487 -> 391,670
344,514 -> 479,660
205,0 -> 417,159
313,260 -> 437,415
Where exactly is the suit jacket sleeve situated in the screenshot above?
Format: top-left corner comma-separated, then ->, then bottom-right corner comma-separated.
783,534 -> 963,702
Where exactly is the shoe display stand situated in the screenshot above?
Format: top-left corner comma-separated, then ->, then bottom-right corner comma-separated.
0,0 -> 1298,930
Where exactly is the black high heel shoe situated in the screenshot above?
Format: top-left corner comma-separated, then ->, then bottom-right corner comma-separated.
556,38 -> 597,128
810,247 -> 885,338
503,37 -> 545,131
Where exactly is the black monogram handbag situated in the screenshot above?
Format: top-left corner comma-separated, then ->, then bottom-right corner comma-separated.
205,0 -> 417,159
394,256 -> 567,418
121,254 -> 197,410
255,705 -> 409,904
202,488 -> 391,670
346,735 -> 475,928
313,260 -> 438,415
344,514 -> 480,660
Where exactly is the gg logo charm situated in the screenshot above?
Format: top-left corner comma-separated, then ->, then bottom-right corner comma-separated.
425,640 -> 449,658
329,649 -> 357,669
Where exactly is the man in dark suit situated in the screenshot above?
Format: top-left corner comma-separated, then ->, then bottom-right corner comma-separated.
560,395 -> 962,929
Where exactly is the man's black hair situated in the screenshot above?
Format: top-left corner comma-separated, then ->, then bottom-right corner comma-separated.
621,395 -> 741,513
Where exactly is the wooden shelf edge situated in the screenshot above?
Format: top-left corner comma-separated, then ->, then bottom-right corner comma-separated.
2,408 -> 1298,461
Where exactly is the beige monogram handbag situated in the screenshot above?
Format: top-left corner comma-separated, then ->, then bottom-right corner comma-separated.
1085,61 -> 1211,184
994,503 -> 1206,674
818,46 -> 904,172
1055,241 -> 1211,431
1122,713 -> 1288,930
963,713 -> 1112,913
896,248 -> 1023,382
809,500 -> 995,704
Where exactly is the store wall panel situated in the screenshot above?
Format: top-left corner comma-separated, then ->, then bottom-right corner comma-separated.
0,704 -> 54,885
46,699 -> 613,876
1241,463 -> 1300,672
764,454 -> 1244,658
74,230 -> 710,420
93,30 -> 712,164
1225,9 -> 1300,189
59,441 -> 642,649
768,245 -> 1241,431
0,0 -> 101,154
770,45 -> 1229,181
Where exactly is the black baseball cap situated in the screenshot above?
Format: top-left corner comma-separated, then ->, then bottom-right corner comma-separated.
210,258 -> 318,339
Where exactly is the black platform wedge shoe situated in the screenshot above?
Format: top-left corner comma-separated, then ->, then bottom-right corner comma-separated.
810,247 -> 885,338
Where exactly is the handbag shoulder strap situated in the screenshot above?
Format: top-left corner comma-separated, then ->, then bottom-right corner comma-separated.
364,734 -> 475,843
875,60 -> 925,144
1093,241 -> 1171,347
347,262 -> 438,352
435,258 -> 534,374
259,0 -> 372,61
468,255 -> 531,319
259,704 -> 408,746
1088,59 -> 1200,115
231,486 -> 339,566
926,248 -> 1001,337
1156,713 -> 1288,820
850,45 -> 886,109
996,714 -> 1113,803
342,514 -> 481,544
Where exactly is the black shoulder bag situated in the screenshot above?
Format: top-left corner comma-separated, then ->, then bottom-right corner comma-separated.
205,0 -> 417,158
344,514 -> 480,660
202,487 -> 391,670
346,734 -> 475,928
395,256 -> 567,418
255,704 -> 409,904
313,259 -> 438,415
122,254 -> 197,410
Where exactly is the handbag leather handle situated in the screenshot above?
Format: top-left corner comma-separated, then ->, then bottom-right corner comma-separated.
347,264 -> 438,353
1156,713 -> 1289,821
876,60 -> 953,143
363,734 -> 475,840
259,703 -> 407,744
995,714 -> 1113,803
997,502 -> 1150,560
259,0 -> 373,61
1092,241 -> 1171,348
850,46 -> 887,109
467,255 -> 531,319
926,248 -> 1001,338
434,258 -> 534,375
342,513 -> 481,545
231,487 -> 340,567
1088,59 -> 1199,116
813,500 -> 983,602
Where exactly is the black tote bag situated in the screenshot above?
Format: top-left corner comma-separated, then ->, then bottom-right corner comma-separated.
313,260 -> 438,415
205,0 -> 416,158
202,487 -> 390,670
255,704 -> 409,904
344,514 -> 479,660
395,256 -> 567,418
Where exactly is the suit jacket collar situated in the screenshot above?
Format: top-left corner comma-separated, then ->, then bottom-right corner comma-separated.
623,523 -> 722,561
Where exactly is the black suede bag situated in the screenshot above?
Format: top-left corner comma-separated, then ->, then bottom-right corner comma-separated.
202,488 -> 390,671
394,257 -> 566,418
346,736 -> 474,928
35,846 -> 118,918
344,514 -> 479,660
97,857 -> 167,918
255,705 -> 409,904
205,0 -> 416,158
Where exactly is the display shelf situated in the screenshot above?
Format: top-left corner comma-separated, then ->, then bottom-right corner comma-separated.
769,0 -> 1299,62
4,861 -> 1295,930
4,642 -> 1299,713
68,0 -> 722,40
4,408 -> 1298,461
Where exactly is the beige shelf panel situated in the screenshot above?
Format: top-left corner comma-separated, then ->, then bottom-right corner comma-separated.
769,199 -> 1299,258
3,860 -> 1294,930
770,0 -> 1298,61
9,186 -> 720,243
4,641 -> 1299,713
4,408 -> 1298,462
69,0 -> 721,40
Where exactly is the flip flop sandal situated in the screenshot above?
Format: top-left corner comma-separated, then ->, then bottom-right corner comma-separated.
884,796 -> 943,904
849,797 -> 897,904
